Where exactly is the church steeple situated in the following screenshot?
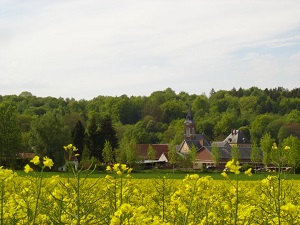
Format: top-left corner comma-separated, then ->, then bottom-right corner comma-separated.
184,105 -> 196,140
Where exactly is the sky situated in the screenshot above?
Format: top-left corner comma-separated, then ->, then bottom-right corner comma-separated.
1,1 -> 300,100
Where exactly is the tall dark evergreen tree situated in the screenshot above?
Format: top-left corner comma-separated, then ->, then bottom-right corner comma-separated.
85,115 -> 101,160
99,115 -> 118,162
71,120 -> 85,162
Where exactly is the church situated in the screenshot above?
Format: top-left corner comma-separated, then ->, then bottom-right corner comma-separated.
178,106 -> 254,170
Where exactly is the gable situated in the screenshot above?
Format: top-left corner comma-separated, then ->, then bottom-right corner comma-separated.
179,141 -> 190,153
137,144 -> 169,160
196,148 -> 214,161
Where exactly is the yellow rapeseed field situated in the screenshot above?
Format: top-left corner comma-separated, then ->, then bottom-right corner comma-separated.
1,144 -> 299,224
1,163 -> 300,225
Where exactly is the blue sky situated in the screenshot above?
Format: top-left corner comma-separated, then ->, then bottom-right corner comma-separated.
1,1 -> 300,100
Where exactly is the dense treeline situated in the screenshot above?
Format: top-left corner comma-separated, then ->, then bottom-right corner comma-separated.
1,87 -> 300,168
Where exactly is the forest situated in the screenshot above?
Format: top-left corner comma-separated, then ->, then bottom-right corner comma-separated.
1,86 -> 300,169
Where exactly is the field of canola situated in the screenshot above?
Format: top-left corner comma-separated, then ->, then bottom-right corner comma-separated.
1,161 -> 300,225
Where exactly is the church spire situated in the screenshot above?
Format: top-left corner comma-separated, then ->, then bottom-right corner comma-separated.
184,104 -> 196,140
186,104 -> 193,121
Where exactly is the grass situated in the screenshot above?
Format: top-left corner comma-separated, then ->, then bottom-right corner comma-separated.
15,169 -> 300,180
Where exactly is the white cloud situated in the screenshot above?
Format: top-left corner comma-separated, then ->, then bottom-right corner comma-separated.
1,1 -> 300,99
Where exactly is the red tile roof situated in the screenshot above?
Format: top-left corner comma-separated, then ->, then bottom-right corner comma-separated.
137,144 -> 169,160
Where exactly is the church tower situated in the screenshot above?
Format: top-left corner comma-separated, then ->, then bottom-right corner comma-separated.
184,105 -> 196,140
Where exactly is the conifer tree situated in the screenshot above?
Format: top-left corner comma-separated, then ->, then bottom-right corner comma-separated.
71,120 -> 85,162
85,115 -> 101,160
99,115 -> 118,161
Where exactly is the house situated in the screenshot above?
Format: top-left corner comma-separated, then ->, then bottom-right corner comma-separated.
178,106 -> 257,170
136,144 -> 169,169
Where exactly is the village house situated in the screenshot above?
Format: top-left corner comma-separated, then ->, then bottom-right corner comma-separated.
178,106 -> 255,170
136,144 -> 169,169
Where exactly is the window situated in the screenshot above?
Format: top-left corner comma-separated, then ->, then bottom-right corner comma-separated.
186,128 -> 190,137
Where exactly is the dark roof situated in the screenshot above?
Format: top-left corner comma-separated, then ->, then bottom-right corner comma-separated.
137,144 -> 169,160
223,129 -> 251,145
206,146 -> 253,160
195,134 -> 211,146
185,104 -> 193,121
185,140 -> 203,151
211,141 -> 230,147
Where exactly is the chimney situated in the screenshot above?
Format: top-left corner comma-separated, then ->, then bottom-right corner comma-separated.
200,139 -> 204,146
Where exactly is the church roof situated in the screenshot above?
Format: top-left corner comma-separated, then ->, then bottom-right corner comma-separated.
184,104 -> 195,124
194,134 -> 211,146
223,129 -> 251,145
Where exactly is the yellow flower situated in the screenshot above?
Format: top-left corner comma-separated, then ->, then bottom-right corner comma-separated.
30,156 -> 40,165
63,144 -> 78,151
245,168 -> 252,176
281,203 -> 297,215
116,171 -> 122,176
113,163 -> 120,172
106,166 -> 112,171
121,164 -> 128,171
272,143 -> 278,150
284,146 -> 291,150
24,164 -> 33,173
75,153 -> 80,157
221,172 -> 229,179
225,159 -> 241,174
43,156 -> 54,169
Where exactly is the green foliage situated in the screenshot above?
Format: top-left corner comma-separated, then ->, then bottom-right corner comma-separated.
147,145 -> 156,161
168,143 -> 180,169
250,114 -> 278,145
85,115 -> 101,160
98,115 -> 119,161
71,120 -> 85,162
283,135 -> 300,173
29,112 -> 69,168
260,133 -> 275,166
1,87 -> 300,170
211,144 -> 221,165
102,140 -> 114,164
0,103 -> 22,167
250,143 -> 261,164
230,146 -> 241,162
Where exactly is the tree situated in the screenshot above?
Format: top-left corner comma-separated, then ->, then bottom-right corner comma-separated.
260,133 -> 275,166
283,135 -> 300,174
168,142 -> 180,171
71,120 -> 85,163
250,114 -> 278,145
189,144 -> 197,171
211,144 -> 221,167
102,140 -> 114,164
30,112 -> 70,169
85,115 -> 101,160
0,103 -> 22,167
250,143 -> 262,172
125,139 -> 138,168
231,146 -> 241,162
98,115 -> 118,161
147,145 -> 156,169
116,137 -> 138,168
